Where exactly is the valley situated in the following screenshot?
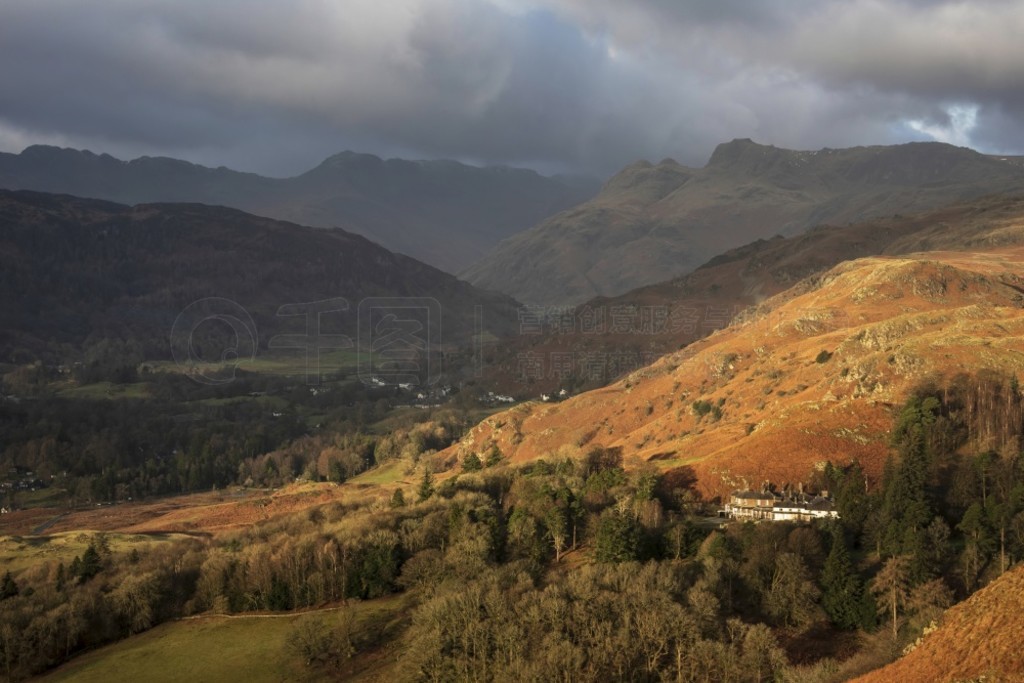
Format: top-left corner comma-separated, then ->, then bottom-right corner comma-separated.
2,161 -> 1024,683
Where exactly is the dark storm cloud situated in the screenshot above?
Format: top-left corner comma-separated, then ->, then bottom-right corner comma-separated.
0,0 -> 1021,177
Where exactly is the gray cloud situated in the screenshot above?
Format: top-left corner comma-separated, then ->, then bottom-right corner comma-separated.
0,0 -> 1021,177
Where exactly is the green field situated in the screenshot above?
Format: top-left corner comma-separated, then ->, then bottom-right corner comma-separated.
7,486 -> 68,509
348,459 -> 408,486
40,595 -> 408,683
145,348 -> 362,379
56,381 -> 151,400
41,615 -> 324,683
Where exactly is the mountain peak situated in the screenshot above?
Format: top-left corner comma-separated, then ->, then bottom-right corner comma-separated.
600,158 -> 692,196
705,138 -> 780,168
315,150 -> 385,171
19,144 -> 92,160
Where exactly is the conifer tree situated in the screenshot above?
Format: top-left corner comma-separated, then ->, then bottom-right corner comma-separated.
462,452 -> 482,472
417,467 -> 434,502
821,529 -> 864,629
0,571 -> 17,600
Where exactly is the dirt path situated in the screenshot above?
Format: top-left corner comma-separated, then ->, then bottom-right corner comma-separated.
179,604 -> 351,620
31,512 -> 69,535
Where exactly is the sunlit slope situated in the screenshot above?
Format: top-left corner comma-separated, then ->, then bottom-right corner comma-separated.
853,563 -> 1024,683
451,248 -> 1024,495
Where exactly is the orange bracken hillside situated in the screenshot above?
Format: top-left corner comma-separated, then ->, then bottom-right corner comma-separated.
481,194 -> 1024,395
853,564 -> 1024,683
449,247 -> 1024,496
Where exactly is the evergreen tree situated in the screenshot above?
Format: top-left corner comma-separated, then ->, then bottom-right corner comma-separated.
833,460 -> 869,537
821,529 -> 864,629
484,444 -> 503,468
0,571 -> 17,600
389,488 -> 406,508
958,502 -> 994,591
462,452 -> 483,472
55,562 -> 66,592
417,467 -> 434,502
595,509 -> 641,563
879,396 -> 938,558
77,544 -> 102,583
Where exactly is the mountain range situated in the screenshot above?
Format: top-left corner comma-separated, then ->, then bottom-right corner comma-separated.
0,146 -> 597,274
463,139 -> 1024,304
0,190 -> 519,371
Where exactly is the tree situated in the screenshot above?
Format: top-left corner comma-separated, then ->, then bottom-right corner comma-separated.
484,444 -> 503,468
390,488 -> 406,508
871,555 -> 912,640
764,552 -> 820,628
76,544 -> 102,583
112,572 -> 158,634
287,612 -> 355,672
594,509 -> 640,563
879,397 -> 938,559
832,460 -> 869,537
462,452 -> 483,472
0,571 -> 17,600
821,529 -> 864,629
958,502 -> 994,591
739,622 -> 788,683
543,504 -> 568,562
417,467 -> 434,502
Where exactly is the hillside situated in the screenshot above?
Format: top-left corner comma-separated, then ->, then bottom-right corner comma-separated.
463,139 -> 1024,304
0,190 -> 519,367
854,564 -> 1024,682
451,247 -> 1024,495
479,194 -> 1024,396
0,146 -> 597,273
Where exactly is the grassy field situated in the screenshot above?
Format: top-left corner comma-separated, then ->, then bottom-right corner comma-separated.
41,615 -> 323,683
0,531 -> 188,575
7,486 -> 68,509
40,595 -> 409,683
348,459 -> 408,486
145,348 -> 362,379
56,381 -> 151,400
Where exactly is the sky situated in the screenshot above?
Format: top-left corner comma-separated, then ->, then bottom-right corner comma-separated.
1,0 -> 1022,178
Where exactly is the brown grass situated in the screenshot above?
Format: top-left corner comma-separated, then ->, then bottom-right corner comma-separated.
448,248 -> 1024,496
853,564 -> 1024,683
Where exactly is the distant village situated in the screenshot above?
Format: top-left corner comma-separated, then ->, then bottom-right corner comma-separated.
0,466 -> 50,515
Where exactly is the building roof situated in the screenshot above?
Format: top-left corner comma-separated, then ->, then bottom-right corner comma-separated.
732,490 -> 777,501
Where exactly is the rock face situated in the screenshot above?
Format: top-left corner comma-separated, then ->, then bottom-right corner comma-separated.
463,139 -> 1024,304
0,146 -> 598,274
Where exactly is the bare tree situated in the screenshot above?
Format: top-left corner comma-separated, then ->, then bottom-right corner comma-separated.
871,555 -> 912,640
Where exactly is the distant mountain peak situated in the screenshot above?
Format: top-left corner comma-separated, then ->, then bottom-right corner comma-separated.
313,150 -> 385,171
706,138 -> 784,169
0,144 -> 599,274
600,157 -> 693,195
20,144 -> 89,159
464,138 -> 1024,305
